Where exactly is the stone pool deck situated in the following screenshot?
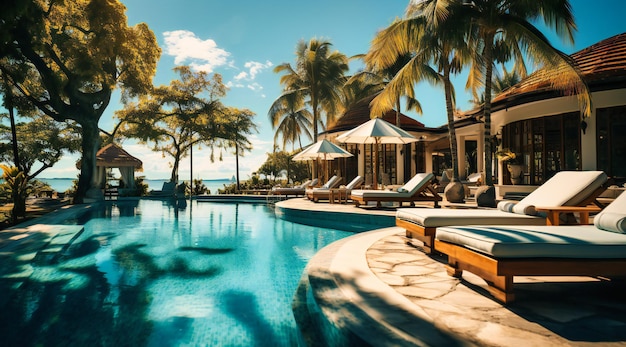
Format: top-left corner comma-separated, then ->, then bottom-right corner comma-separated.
279,198 -> 626,346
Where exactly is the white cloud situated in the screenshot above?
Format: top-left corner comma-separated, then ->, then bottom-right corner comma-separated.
247,82 -> 263,91
233,60 -> 273,82
163,30 -> 231,73
244,60 -> 274,79
233,71 -> 248,80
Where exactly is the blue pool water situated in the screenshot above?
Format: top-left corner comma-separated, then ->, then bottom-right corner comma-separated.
0,200 -> 352,346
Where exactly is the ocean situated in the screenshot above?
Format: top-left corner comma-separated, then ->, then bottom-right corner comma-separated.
39,178 -> 234,195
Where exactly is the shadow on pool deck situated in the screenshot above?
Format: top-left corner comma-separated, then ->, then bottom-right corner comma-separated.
281,198 -> 626,346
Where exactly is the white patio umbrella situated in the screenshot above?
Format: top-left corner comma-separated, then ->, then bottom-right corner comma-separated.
292,139 -> 353,183
336,118 -> 418,189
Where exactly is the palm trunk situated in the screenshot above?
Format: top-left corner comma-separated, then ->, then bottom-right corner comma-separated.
443,65 -> 459,182
483,33 -> 495,186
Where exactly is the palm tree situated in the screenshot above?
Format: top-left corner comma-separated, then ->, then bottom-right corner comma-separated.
460,0 -> 590,189
365,7 -> 471,202
470,64 -> 523,107
348,52 -> 422,126
273,38 -> 349,141
268,90 -> 313,151
272,38 -> 349,177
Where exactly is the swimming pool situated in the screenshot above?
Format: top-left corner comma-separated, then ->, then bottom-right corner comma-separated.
0,199 -> 353,346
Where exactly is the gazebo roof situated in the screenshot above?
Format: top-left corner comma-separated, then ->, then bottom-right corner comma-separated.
96,143 -> 143,168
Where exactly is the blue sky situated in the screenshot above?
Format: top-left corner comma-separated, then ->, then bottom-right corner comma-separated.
34,0 -> 626,180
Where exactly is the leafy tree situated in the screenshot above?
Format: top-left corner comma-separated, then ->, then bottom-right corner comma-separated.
1,0 -> 160,203
0,116 -> 81,179
116,66 -> 257,183
0,165 -> 49,223
222,107 -> 258,191
257,150 -> 309,185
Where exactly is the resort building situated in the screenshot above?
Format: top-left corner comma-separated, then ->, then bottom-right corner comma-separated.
320,33 -> 626,193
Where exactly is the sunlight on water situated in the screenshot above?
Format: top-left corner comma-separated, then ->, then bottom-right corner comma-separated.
0,199 -> 352,346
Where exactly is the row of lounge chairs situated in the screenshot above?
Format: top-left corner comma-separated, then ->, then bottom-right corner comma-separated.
271,178 -> 319,197
396,170 -> 626,303
296,173 -> 443,208
306,175 -> 364,202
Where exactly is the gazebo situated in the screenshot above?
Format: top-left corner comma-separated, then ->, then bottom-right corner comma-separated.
94,143 -> 143,192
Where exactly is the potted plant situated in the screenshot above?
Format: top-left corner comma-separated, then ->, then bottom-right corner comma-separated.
496,149 -> 524,184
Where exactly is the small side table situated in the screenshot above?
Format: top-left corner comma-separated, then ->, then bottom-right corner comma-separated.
330,188 -> 348,204
535,206 -> 602,226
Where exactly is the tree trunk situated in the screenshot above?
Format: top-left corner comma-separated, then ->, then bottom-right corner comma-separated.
443,65 -> 465,203
2,72 -> 21,170
170,151 -> 181,183
443,66 -> 459,182
476,33 -> 497,208
74,121 -> 101,203
483,33 -> 495,186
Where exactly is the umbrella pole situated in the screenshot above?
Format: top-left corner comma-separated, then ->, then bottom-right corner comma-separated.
373,138 -> 379,190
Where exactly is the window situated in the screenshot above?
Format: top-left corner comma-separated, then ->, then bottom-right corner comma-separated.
597,106 -> 626,182
502,112 -> 580,184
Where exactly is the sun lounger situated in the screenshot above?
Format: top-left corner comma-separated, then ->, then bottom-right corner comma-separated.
434,188 -> 626,303
350,173 -> 441,208
149,181 -> 177,197
307,176 -> 363,202
305,175 -> 342,201
397,171 -> 608,254
271,178 -> 318,196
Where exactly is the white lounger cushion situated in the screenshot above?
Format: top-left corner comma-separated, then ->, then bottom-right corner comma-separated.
436,225 -> 626,258
397,171 -> 608,227
352,173 -> 433,198
345,176 -> 364,190
312,176 -> 341,192
397,208 -> 545,227
512,171 -> 607,216
594,191 -> 626,233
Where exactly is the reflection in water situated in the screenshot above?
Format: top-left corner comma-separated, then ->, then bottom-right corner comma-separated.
222,290 -> 281,346
0,200 -> 351,346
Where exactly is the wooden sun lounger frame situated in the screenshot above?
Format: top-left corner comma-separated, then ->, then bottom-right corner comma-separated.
399,185 -> 607,255
307,181 -> 362,203
434,238 -> 626,303
305,177 -> 343,201
351,183 -> 441,208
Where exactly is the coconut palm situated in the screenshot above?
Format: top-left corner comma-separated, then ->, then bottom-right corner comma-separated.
347,52 -> 422,126
470,64 -> 523,107
459,0 -> 590,188
268,89 -> 313,151
272,38 -> 349,142
272,38 -> 349,177
365,8 -> 471,202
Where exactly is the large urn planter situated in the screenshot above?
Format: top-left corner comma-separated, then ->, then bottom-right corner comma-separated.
507,164 -> 524,185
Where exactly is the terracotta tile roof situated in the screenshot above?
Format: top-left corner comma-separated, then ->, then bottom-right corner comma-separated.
324,94 -> 425,134
493,32 -> 626,104
96,143 -> 143,168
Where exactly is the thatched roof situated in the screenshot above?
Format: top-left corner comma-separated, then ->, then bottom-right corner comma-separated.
96,143 -> 143,168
